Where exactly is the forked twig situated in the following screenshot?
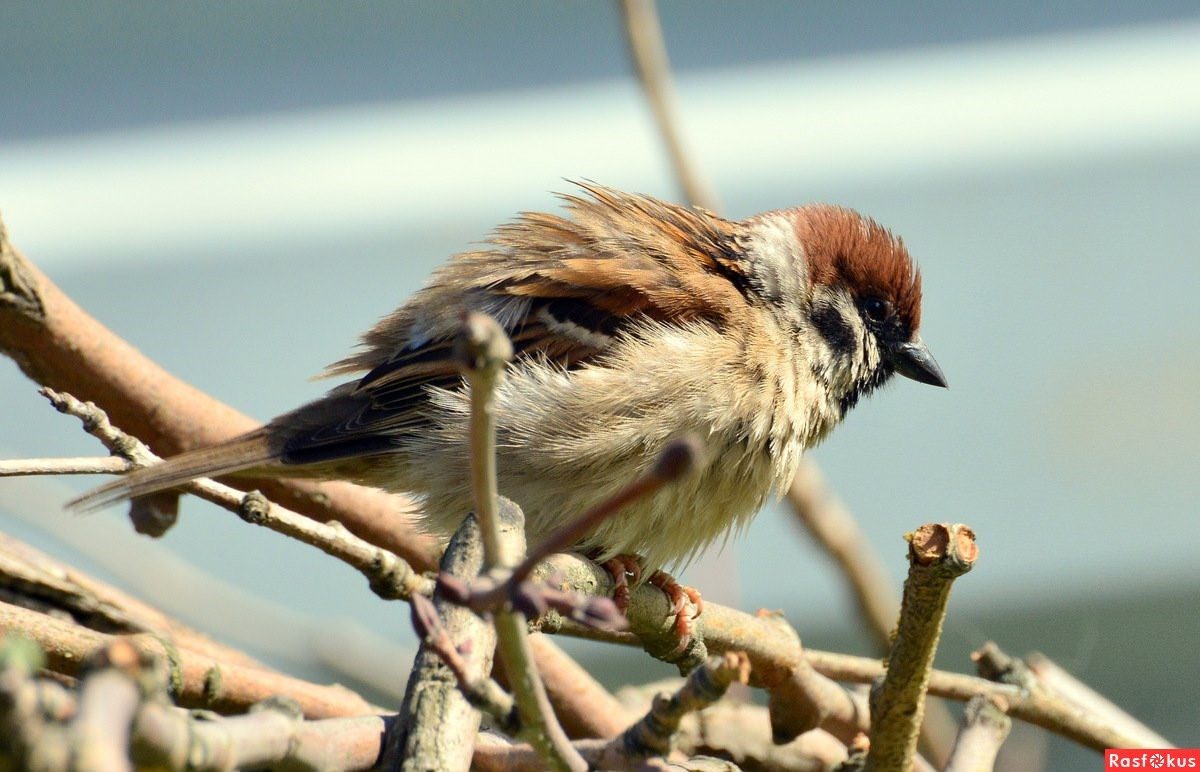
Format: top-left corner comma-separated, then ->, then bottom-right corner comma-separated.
454,312 -> 586,772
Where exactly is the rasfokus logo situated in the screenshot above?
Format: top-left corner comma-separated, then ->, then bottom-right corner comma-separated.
1106,750 -> 1199,769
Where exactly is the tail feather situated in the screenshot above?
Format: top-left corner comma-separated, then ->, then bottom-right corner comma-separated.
68,432 -> 278,513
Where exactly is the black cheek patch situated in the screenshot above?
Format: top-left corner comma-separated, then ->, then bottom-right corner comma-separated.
810,303 -> 857,356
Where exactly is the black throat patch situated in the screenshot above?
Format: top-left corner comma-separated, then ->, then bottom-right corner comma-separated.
838,365 -> 894,416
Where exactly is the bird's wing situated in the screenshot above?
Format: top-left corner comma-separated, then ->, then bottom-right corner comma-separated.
277,182 -> 750,465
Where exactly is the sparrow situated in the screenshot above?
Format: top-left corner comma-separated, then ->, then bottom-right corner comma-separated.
73,183 -> 945,616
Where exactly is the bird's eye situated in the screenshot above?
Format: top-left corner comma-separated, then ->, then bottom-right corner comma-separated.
862,296 -> 892,324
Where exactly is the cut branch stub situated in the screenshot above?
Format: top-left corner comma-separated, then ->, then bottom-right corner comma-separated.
864,523 -> 977,772
909,523 -> 978,568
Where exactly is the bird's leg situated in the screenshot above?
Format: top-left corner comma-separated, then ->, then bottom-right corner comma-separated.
648,569 -> 704,655
600,555 -> 643,613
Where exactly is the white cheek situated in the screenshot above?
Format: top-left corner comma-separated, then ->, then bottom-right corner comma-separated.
745,216 -> 806,303
862,335 -> 880,369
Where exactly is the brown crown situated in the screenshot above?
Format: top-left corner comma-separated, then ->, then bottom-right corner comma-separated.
792,205 -> 922,333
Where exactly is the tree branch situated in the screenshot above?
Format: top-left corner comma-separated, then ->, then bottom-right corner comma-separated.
616,651 -> 749,760
0,632 -> 392,770
0,600 -> 375,718
390,514 -> 501,771
0,216 -> 438,570
40,388 -> 433,603
865,523 -> 977,771
531,552 -> 870,744
1024,650 -> 1171,749
972,641 -> 1163,752
132,702 -> 391,771
0,457 -> 130,477
943,694 -> 1011,772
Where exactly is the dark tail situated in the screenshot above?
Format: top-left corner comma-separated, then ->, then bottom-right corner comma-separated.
67,431 -> 278,512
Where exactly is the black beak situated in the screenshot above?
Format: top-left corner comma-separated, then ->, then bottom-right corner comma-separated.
889,337 -> 948,388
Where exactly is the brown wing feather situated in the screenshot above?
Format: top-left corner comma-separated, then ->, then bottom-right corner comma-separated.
327,183 -> 747,378
276,183 -> 750,465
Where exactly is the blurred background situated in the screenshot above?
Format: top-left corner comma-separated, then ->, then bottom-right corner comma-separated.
1,3 -> 1198,768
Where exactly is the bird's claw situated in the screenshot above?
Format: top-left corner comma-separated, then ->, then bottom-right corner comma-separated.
649,569 -> 703,656
601,557 -> 702,658
601,555 -> 643,614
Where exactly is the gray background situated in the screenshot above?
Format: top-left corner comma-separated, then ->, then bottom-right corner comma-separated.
2,3 -> 1198,769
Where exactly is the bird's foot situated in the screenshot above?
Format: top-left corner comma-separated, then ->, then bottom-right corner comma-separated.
648,569 -> 703,656
601,555 -> 643,614
599,556 -> 702,656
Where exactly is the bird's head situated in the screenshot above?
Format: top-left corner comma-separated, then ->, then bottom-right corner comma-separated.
742,205 -> 946,415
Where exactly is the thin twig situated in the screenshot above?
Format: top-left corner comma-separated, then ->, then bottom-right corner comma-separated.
40,388 -> 432,603
618,0 -> 719,211
609,684 -> 849,770
617,651 -> 750,759
865,523 -> 978,772
234,490 -> 432,601
489,535 -> 579,768
943,694 -> 1011,772
972,642 -> 1161,752
455,313 -> 585,772
1024,651 -> 1171,748
456,311 -> 513,567
0,456 -> 131,477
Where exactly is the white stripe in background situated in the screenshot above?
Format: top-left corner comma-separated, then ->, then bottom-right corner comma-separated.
2,21 -> 1198,268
